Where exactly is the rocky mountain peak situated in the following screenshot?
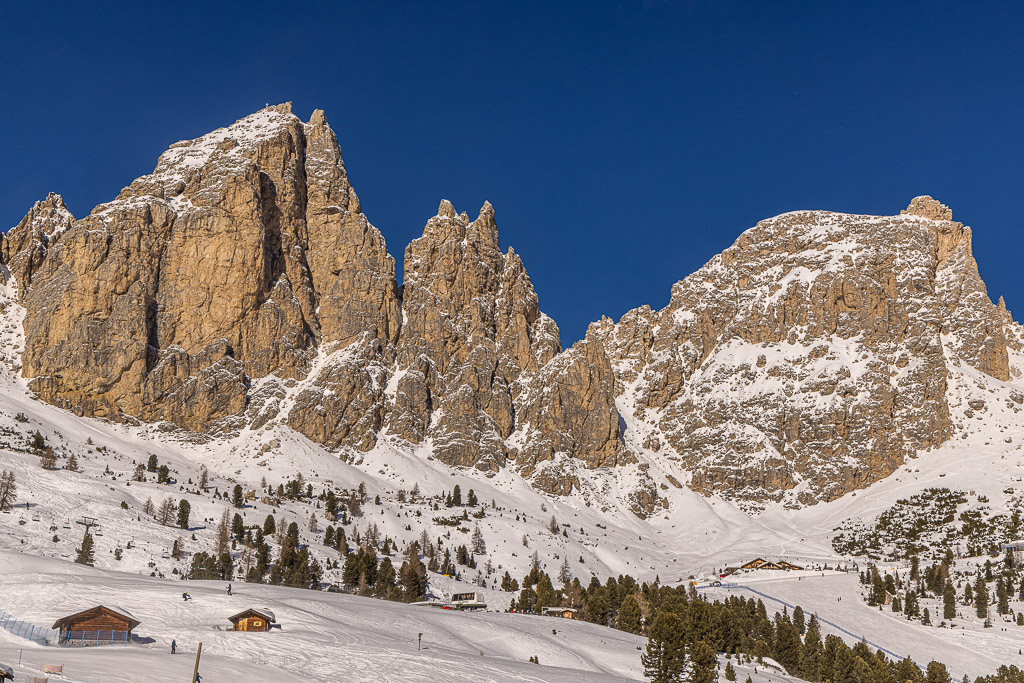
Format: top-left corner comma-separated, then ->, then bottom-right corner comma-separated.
2,192 -> 75,297
589,203 -> 1018,508
902,194 -> 954,221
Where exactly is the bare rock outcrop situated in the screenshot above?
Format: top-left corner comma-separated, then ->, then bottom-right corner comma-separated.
590,198 -> 1015,505
512,336 -> 627,493
386,200 -> 562,470
7,104 -> 398,439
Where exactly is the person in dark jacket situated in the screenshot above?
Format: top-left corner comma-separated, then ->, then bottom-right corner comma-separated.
171,639 -> 176,654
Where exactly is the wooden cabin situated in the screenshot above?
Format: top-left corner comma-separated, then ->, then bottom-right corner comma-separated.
740,558 -> 768,570
541,607 -> 578,619
777,561 -> 804,571
51,605 -> 139,645
229,608 -> 276,632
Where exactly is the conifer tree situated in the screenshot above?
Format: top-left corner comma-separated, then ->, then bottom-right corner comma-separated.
974,574 -> 989,618
232,484 -> 244,508
642,610 -> 686,682
617,594 -> 643,634
996,577 -> 1010,615
689,640 -> 718,683
75,532 -> 94,566
263,514 -> 276,536
176,499 -> 191,529
943,582 -> 956,620
0,470 -> 17,511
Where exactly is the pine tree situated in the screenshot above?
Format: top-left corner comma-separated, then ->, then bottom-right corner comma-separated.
943,582 -> 956,620
263,514 -> 276,536
642,610 -> 686,682
617,594 -> 643,634
147,454 -> 158,472
232,484 -> 244,507
40,447 -> 57,470
309,512 -> 318,533
157,464 -> 170,484
558,557 -> 572,586
75,532 -> 95,566
217,510 -> 231,555
157,497 -> 176,526
774,618 -> 801,673
176,499 -> 191,529
689,640 -> 718,683
800,614 -> 822,680
471,523 -> 486,555
925,661 -> 951,683
133,464 -> 146,482
143,497 -> 155,516
792,605 -> 805,634
997,577 -> 1010,615
198,465 -> 209,490
66,452 -> 79,472
452,484 -> 462,506
975,574 -> 989,618
0,470 -> 16,511
336,527 -> 350,555
724,660 -> 736,681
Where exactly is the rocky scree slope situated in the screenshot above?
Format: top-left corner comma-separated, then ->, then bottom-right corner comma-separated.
1,104 -> 1020,512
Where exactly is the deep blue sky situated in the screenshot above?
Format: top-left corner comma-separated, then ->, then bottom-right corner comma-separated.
2,1 -> 1022,344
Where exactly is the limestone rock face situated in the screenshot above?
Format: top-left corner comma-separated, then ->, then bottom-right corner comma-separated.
386,200 -> 562,470
590,199 -> 1015,505
1,193 -> 74,298
512,336 -> 627,494
7,104 -> 397,438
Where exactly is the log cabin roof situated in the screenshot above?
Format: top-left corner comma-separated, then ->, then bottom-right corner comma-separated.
229,608 -> 276,624
52,605 -> 140,630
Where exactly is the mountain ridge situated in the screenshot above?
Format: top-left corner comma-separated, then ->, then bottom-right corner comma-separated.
2,103 -> 1021,514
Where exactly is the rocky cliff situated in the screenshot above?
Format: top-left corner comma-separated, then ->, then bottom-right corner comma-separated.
589,196 -> 1016,505
2,104 -> 1019,512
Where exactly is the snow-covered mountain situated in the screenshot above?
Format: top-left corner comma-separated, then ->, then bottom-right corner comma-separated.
4,103 -> 1024,681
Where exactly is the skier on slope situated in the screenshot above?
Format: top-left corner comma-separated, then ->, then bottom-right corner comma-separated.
226,583 -> 232,595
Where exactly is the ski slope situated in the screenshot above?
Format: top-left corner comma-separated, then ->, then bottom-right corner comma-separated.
706,571 -> 1024,680
0,553 -> 808,683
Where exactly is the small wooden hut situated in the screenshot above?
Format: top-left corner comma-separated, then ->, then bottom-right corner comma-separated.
51,605 -> 139,645
229,608 -> 276,632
